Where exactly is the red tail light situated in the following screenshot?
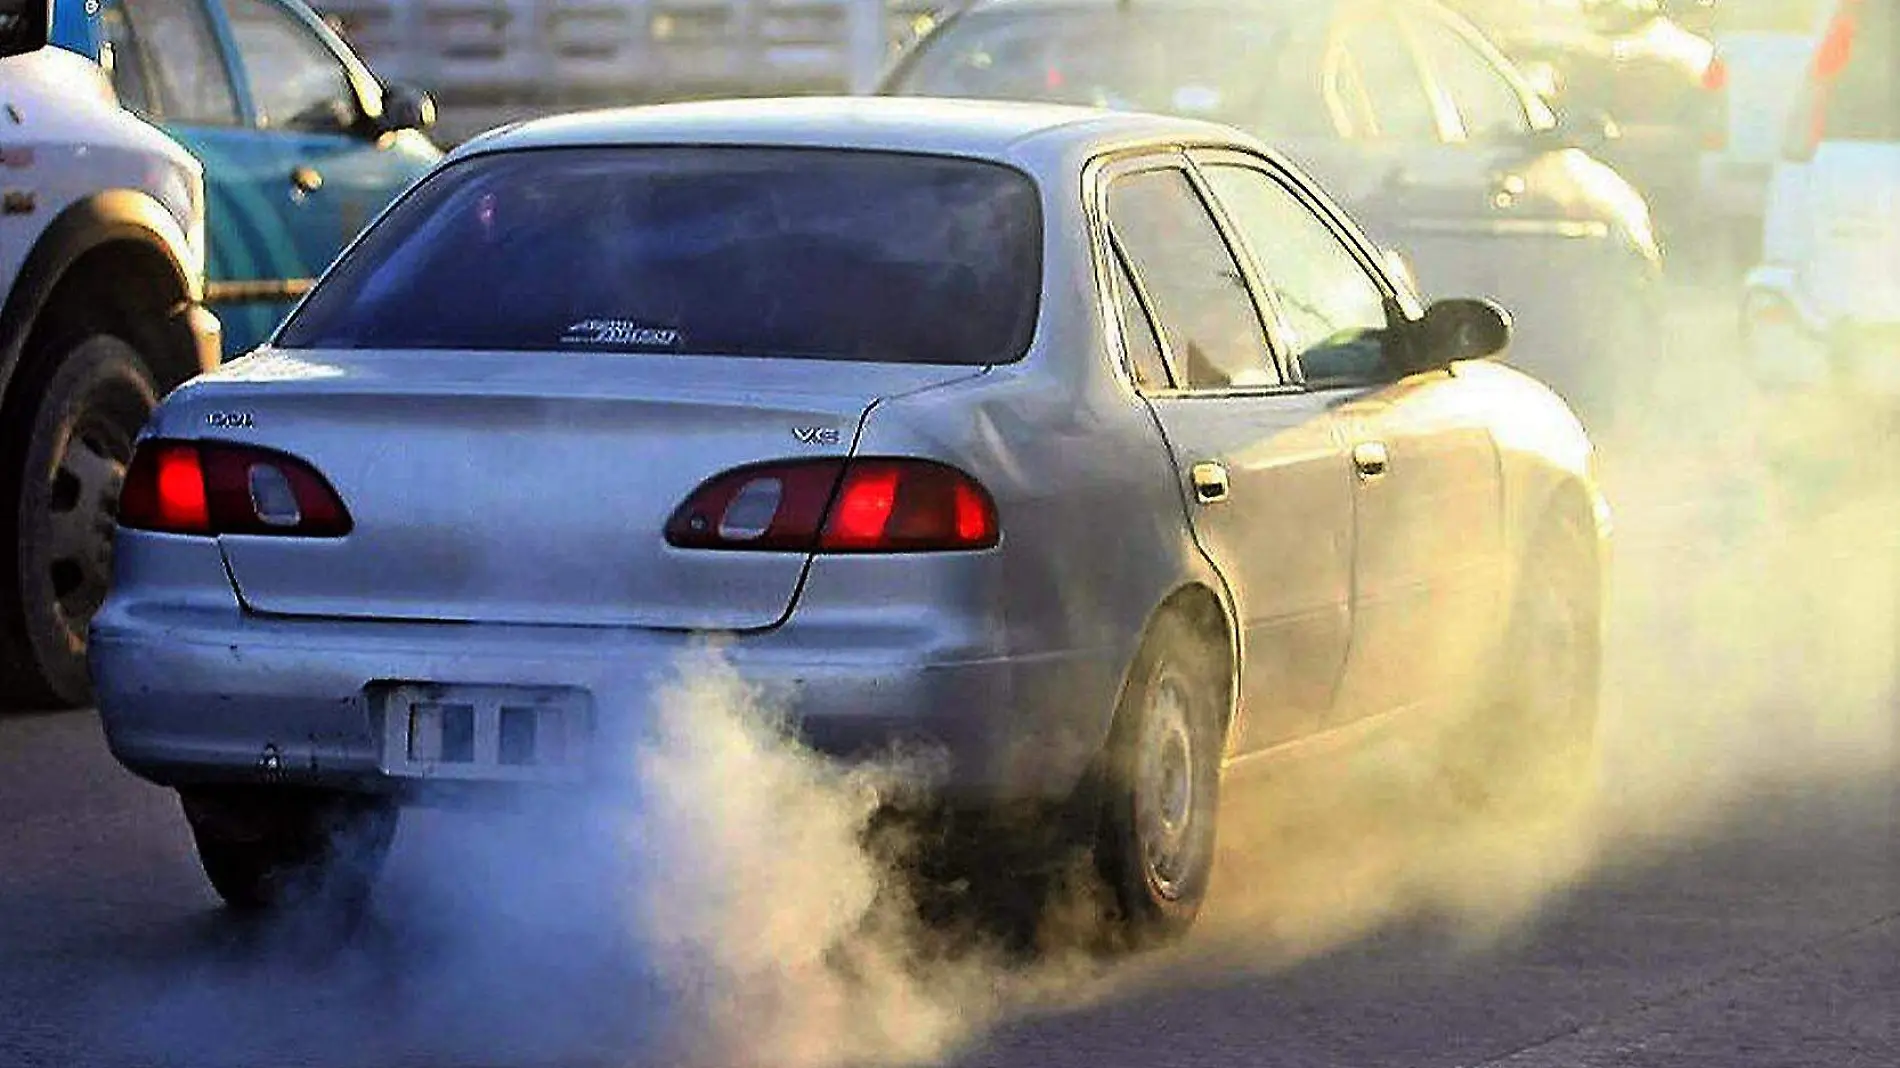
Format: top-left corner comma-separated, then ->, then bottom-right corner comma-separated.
665,458 -> 999,553
1786,2 -> 1861,161
119,440 -> 353,537
1701,55 -> 1728,92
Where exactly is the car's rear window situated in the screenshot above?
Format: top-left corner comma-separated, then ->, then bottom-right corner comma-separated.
276,147 -> 1044,365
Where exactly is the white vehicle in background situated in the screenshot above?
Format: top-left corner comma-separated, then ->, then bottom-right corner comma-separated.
1697,0 -> 1832,264
0,2 -> 219,709
1742,0 -> 1899,400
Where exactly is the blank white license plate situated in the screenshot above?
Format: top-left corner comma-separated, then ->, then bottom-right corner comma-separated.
377,684 -> 592,782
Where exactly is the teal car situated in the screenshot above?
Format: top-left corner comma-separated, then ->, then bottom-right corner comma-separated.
51,0 -> 443,356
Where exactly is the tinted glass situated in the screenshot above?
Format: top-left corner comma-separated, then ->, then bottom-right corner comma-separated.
120,0 -> 239,125
99,6 -> 156,117
1407,14 -> 1530,140
1202,165 -> 1394,388
220,0 -> 355,131
1341,17 -> 1443,142
1105,168 -> 1278,391
885,9 -> 1340,138
278,148 -> 1045,365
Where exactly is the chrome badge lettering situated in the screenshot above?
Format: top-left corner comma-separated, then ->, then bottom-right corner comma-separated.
206,411 -> 255,429
560,319 -> 681,348
792,426 -> 841,446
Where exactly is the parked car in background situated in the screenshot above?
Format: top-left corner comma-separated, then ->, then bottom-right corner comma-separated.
91,98 -> 1610,944
1455,0 -> 1723,261
877,0 -> 1664,423
52,0 -> 445,357
1743,0 -> 1899,400
1699,0 -> 1832,266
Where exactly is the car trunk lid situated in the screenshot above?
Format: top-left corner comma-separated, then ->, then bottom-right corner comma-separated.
178,349 -> 982,629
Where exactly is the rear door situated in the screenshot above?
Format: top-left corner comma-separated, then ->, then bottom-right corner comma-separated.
1190,150 -> 1507,727
1098,154 -> 1356,752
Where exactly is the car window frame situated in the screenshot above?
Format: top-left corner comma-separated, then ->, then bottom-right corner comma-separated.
1401,5 -> 1557,144
108,0 -> 245,128
1184,145 -> 1427,392
1329,9 -> 1453,144
1084,148 -> 1296,400
216,0 -> 386,136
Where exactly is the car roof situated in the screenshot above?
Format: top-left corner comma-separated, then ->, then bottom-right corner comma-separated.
451,95 -> 1263,166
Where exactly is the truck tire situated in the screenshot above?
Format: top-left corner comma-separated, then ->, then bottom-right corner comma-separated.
0,334 -> 158,709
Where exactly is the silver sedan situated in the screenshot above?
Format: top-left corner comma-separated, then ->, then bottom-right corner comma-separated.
90,97 -> 1611,947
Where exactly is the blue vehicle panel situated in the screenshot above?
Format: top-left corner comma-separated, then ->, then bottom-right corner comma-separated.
51,0 -> 441,357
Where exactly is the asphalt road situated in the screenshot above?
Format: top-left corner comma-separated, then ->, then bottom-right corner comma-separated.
1,288 -> 1895,1068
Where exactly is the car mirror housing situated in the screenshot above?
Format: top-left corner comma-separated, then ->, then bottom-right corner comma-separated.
378,83 -> 437,135
1417,298 -> 1513,367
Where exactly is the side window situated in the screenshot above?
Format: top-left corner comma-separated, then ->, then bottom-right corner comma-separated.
1109,243 -> 1172,391
219,0 -> 358,133
1105,168 -> 1279,391
1201,164 -> 1396,389
118,0 -> 240,125
1407,16 -> 1531,141
98,6 -> 156,118
1338,17 -> 1441,143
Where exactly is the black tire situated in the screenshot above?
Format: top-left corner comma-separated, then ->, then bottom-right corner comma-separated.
0,335 -> 158,709
1093,609 -> 1226,951
1446,513 -> 1603,816
180,787 -> 400,914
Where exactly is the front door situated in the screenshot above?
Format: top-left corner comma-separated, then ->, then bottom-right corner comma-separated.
1098,157 -> 1357,753
1189,150 -> 1507,727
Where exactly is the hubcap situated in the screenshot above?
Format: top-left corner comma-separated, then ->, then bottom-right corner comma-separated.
1135,672 -> 1197,900
37,415 -> 131,645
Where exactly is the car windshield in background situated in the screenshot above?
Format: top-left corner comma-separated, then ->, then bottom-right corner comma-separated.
275,147 -> 1044,365
883,9 -> 1331,138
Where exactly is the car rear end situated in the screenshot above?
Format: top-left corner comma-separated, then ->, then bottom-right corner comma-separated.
1745,0 -> 1900,398
1697,0 -> 1831,259
88,137 -> 1148,819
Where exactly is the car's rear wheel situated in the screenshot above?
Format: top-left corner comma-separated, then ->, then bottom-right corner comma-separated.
180,787 -> 400,913
0,335 -> 158,709
1446,514 -> 1602,816
1094,609 -> 1225,951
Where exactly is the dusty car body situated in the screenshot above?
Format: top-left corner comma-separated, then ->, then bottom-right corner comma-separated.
91,97 -> 1610,942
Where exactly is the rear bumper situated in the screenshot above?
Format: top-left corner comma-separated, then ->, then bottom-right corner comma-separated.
89,540 -> 1125,810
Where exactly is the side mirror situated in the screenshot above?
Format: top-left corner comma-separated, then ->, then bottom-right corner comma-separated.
377,82 -> 436,134
0,0 -> 50,59
1417,298 -> 1512,367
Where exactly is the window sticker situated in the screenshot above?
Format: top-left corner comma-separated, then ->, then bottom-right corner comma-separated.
560,319 -> 683,349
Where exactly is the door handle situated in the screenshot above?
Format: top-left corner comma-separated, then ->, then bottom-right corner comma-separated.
1353,441 -> 1389,481
290,165 -> 324,195
1190,461 -> 1230,504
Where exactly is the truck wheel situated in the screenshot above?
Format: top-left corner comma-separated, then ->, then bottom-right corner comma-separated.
0,335 -> 158,709
1093,610 -> 1225,952
181,787 -> 400,913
